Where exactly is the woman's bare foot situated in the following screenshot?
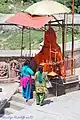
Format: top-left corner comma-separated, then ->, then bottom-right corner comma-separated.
26,100 -> 28,102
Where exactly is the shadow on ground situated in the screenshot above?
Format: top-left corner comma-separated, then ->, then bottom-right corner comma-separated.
43,99 -> 53,106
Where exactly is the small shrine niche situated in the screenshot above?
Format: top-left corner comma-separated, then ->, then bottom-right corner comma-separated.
0,62 -> 9,79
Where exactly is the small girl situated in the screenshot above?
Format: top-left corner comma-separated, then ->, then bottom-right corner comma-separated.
35,65 -> 47,106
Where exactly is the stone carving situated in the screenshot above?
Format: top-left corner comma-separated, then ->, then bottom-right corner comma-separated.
10,60 -> 20,78
0,62 -> 8,79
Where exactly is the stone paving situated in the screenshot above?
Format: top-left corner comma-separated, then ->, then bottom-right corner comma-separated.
0,67 -> 80,120
0,83 -> 19,100
0,90 -> 80,120
0,83 -> 19,111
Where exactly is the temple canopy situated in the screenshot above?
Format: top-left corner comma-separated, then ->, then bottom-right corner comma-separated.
24,0 -> 71,16
5,12 -> 53,29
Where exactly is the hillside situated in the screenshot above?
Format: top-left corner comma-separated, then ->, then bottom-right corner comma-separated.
0,0 -> 80,14
0,0 -> 34,14
0,24 -> 80,50
0,0 -> 80,50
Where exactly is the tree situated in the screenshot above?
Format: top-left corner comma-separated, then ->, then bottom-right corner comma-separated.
56,0 -> 80,13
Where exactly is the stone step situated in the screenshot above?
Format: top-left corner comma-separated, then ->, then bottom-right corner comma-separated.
64,80 -> 80,93
3,92 -> 33,115
63,79 -> 80,85
11,93 -> 26,104
0,83 -> 19,112
4,107 -> 18,115
9,100 -> 26,111
65,75 -> 78,82
47,75 -> 79,96
64,74 -> 80,93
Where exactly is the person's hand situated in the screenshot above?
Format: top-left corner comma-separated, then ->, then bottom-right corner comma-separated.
31,75 -> 35,80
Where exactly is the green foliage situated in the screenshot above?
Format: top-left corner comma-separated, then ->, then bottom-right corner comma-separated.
0,26 -> 80,50
4,30 -> 43,50
0,0 -> 80,13
56,0 -> 80,13
0,3 -> 12,13
56,0 -> 63,4
78,6 -> 80,13
13,0 -> 22,3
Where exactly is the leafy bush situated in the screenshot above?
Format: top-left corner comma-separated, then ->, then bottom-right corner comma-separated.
78,6 -> 80,13
0,3 -> 12,13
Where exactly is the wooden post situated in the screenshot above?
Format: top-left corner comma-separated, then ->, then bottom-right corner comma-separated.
49,23 -> 52,63
29,29 -> 31,57
21,27 -> 24,56
62,19 -> 65,60
71,0 -> 74,75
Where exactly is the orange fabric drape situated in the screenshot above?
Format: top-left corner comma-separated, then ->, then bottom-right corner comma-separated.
34,27 -> 65,77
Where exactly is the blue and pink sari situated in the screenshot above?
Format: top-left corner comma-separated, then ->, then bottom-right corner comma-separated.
20,65 -> 34,100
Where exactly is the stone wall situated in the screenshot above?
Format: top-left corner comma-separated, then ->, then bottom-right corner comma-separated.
0,56 -> 34,81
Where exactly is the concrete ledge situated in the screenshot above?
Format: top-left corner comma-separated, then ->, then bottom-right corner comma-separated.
47,74 -> 80,97
0,77 -> 19,83
65,75 -> 79,82
64,79 -> 80,93
63,80 -> 80,85
64,82 -> 79,93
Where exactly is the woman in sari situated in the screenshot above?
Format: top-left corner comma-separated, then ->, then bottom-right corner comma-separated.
20,59 -> 34,102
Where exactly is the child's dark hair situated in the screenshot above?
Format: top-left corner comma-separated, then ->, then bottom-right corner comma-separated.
38,65 -> 43,73
23,59 -> 30,66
